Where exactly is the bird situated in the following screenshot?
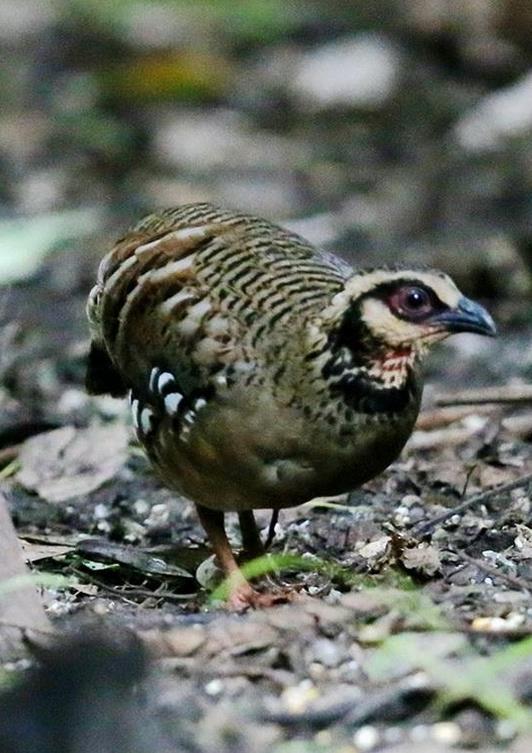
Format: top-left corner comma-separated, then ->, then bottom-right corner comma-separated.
86,202 -> 496,608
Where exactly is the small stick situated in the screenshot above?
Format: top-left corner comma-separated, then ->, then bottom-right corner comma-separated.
413,472 -> 532,536
436,384 -> 532,407
68,566 -> 195,604
416,405 -> 495,431
456,551 -> 530,594
265,509 -> 280,550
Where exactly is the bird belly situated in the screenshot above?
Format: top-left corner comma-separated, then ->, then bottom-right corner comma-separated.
145,390 -> 417,512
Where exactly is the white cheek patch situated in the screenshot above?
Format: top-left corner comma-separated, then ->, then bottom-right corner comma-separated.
361,299 -> 425,346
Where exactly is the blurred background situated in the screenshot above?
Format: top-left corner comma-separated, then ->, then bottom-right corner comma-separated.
0,0 -> 532,419
1,0 -> 532,283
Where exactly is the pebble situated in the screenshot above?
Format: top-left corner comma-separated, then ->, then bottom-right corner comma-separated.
454,71 -> 532,152
152,108 -> 307,171
133,498 -> 150,516
145,503 -> 170,528
311,638 -> 342,668
291,34 -> 401,110
94,503 -> 110,520
281,680 -> 318,714
353,725 -> 380,751
431,721 -> 462,745
204,679 -> 224,696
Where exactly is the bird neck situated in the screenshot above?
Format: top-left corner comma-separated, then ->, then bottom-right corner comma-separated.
303,307 -> 421,415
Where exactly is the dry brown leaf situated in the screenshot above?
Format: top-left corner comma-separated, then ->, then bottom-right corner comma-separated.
401,545 -> 441,576
139,627 -> 207,658
19,539 -> 73,563
357,535 -> 392,561
17,424 -> 129,503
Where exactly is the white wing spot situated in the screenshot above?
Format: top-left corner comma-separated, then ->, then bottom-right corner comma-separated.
131,399 -> 140,429
140,407 -> 154,435
183,411 -> 196,426
164,392 -> 183,415
149,367 -> 161,393
194,398 -> 207,410
214,374 -> 228,388
157,372 -> 175,394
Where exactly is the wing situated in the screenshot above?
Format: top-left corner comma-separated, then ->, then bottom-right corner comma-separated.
87,203 -> 346,403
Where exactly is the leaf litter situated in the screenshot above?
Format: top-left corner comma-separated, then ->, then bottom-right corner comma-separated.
0,174 -> 531,753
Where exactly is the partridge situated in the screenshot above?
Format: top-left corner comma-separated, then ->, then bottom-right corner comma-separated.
86,203 -> 496,607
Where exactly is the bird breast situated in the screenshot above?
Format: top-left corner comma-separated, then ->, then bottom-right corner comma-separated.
132,374 -> 419,512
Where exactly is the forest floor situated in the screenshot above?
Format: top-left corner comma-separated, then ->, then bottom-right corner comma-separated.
0,250 -> 531,753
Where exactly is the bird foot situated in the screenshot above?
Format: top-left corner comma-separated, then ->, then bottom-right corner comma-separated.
226,580 -> 297,612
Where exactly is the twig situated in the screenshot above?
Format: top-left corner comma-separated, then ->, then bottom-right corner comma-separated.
453,551 -> 530,594
0,445 -> 20,468
265,509 -> 279,550
436,384 -> 532,406
416,405 -> 495,431
68,567 -> 196,604
413,472 -> 532,536
0,618 -> 54,636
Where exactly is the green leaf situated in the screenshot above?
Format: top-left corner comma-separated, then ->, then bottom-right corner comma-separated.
0,208 -> 104,284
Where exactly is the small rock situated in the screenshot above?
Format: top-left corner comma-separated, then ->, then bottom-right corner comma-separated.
311,638 -> 342,668
281,680 -> 318,714
454,71 -> 532,152
291,34 -> 401,110
353,725 -> 380,751
152,108 -> 307,171
431,721 -> 462,746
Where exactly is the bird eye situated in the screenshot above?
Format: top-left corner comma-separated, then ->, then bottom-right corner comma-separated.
389,285 -> 433,319
403,287 -> 429,311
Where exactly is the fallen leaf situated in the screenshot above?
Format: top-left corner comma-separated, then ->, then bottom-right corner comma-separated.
357,535 -> 392,561
17,424 -> 129,503
401,545 -> 441,576
19,539 -> 73,563
76,539 -> 194,579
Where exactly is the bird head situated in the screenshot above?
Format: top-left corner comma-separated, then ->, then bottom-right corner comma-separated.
346,268 -> 495,349
320,268 -> 496,390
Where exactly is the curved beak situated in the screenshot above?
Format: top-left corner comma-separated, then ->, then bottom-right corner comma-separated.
431,297 -> 497,337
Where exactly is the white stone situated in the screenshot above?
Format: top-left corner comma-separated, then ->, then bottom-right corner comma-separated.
291,34 -> 401,110
454,71 -> 532,152
353,725 -> 379,751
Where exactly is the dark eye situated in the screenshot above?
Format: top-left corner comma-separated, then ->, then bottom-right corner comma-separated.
403,287 -> 430,311
389,285 -> 433,319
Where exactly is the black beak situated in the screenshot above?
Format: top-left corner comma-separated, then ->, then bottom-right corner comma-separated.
431,297 -> 497,337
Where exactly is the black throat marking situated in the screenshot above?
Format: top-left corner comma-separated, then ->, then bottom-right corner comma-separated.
321,299 -> 420,415
328,369 -> 419,415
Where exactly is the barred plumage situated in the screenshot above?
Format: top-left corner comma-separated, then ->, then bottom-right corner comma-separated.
87,202 -> 496,608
